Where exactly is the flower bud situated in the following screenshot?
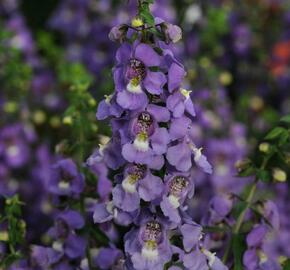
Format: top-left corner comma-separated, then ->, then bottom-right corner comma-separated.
131,17 -> 144,27
272,168 -> 287,182
250,96 -> 264,111
164,23 -> 182,43
88,98 -> 96,107
3,101 -> 18,113
50,116 -> 61,128
109,25 -> 127,42
235,158 -> 251,172
259,142 -> 270,153
33,110 -> 46,124
219,71 -> 232,86
0,231 -> 9,241
63,116 -> 73,125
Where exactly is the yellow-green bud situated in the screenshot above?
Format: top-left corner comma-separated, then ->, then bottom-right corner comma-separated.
200,57 -> 211,68
33,110 -> 46,124
259,142 -> 270,153
3,102 -> 18,113
219,71 -> 232,86
250,96 -> 264,111
0,231 -> 9,241
273,168 -> 287,182
131,17 -> 144,27
63,116 -> 73,125
88,98 -> 96,107
50,116 -> 61,128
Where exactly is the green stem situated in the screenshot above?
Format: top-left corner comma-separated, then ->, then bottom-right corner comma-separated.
233,180 -> 257,234
223,155 -> 270,263
222,238 -> 231,263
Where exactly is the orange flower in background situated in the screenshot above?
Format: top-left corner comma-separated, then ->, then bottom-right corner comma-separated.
269,40 -> 290,77
273,40 -> 290,61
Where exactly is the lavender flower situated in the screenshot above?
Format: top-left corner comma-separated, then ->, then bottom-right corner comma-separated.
32,210 -> 86,268
88,3 -> 227,269
49,158 -> 85,198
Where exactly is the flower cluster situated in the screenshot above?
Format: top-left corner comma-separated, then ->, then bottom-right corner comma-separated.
89,9 -> 227,269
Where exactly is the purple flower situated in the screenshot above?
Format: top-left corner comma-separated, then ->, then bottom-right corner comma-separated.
32,210 -> 86,268
0,124 -> 35,168
208,195 -> 233,223
109,25 -> 127,42
166,89 -> 195,118
165,23 -> 182,43
49,158 -> 85,197
160,173 -> 194,223
167,137 -> 212,173
125,216 -> 172,270
112,164 -> 163,212
96,94 -> 123,120
122,110 -> 169,169
87,137 -> 125,170
113,42 -> 166,110
93,201 -> 135,226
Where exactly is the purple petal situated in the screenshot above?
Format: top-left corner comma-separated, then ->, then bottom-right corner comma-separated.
65,234 -> 86,259
147,104 -> 170,122
169,116 -> 191,140
116,43 -> 131,64
96,100 -> 110,120
135,43 -> 161,66
168,63 -> 185,93
183,249 -> 208,270
160,196 -> 181,223
180,224 -> 202,252
138,173 -> 163,201
112,185 -> 140,212
151,128 -> 169,155
246,225 -> 268,247
117,91 -> 148,110
243,249 -> 258,270
185,98 -> 196,117
95,247 -> 122,270
147,154 -> 164,170
122,143 -> 151,165
194,151 -> 213,174
113,67 -> 126,92
58,210 -> 84,229
143,71 -> 166,94
93,203 -> 113,223
167,140 -> 192,172
166,92 -> 185,118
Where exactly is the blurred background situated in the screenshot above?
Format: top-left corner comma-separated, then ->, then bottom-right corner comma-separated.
0,0 -> 290,268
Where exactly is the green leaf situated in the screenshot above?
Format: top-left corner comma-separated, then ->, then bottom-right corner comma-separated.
238,166 -> 256,177
232,234 -> 246,270
139,3 -> 155,27
280,115 -> 290,124
265,127 -> 287,140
